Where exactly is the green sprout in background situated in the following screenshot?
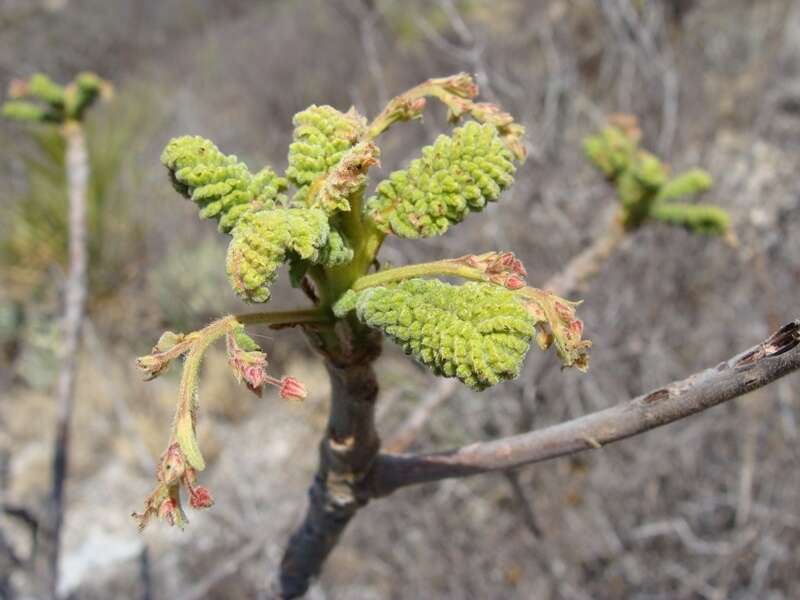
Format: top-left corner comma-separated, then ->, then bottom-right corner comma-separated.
2,71 -> 112,598
583,113 -> 734,240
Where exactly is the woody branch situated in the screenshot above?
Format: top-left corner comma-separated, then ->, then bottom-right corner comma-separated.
363,320 -> 800,495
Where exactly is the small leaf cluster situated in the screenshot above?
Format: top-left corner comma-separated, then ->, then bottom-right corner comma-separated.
583,116 -> 731,235
139,74 -> 594,530
159,78 -> 528,307
2,72 -> 111,124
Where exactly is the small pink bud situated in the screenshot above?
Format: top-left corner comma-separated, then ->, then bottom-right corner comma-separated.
410,97 -> 426,113
505,275 -> 526,290
554,300 -> 573,321
569,319 -> 584,336
189,485 -> 214,509
158,443 -> 187,484
279,377 -> 307,402
511,259 -> 527,277
242,363 -> 266,395
157,497 -> 180,526
498,252 -> 515,267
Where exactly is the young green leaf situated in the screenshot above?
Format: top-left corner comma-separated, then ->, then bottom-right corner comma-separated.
366,122 -> 517,239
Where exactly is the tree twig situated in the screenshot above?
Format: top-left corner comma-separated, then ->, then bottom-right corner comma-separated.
363,319 -> 800,496
45,121 -> 89,598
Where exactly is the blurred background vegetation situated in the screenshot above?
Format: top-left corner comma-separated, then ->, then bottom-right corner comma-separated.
1,0 -> 799,598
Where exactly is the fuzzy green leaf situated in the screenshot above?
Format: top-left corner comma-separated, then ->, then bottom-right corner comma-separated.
175,410 -> 205,471
28,73 -> 66,107
161,135 -> 288,233
366,122 -> 516,239
584,120 -> 731,236
335,279 -> 535,390
2,100 -> 54,123
655,168 -> 713,202
226,208 -> 329,303
318,227 -> 354,266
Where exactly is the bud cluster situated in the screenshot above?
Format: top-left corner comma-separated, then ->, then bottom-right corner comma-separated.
583,116 -> 730,235
2,72 -> 112,124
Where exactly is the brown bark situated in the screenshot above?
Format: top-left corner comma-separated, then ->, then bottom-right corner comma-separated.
273,326 -> 382,599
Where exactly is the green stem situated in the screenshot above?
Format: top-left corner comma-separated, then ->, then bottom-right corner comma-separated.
235,308 -> 332,327
173,308 -> 331,470
324,192 -> 386,302
364,74 -> 476,142
174,316 -> 234,470
350,259 -> 485,292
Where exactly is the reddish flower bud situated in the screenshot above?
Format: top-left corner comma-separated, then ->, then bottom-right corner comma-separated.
498,252 -> 514,267
410,97 -> 426,113
241,363 -> 266,395
158,443 -> 187,485
569,319 -> 584,336
505,275 -> 526,290
189,485 -> 214,509
158,497 -> 180,526
279,376 -> 307,402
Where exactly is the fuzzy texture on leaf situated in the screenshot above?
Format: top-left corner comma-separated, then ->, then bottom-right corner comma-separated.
317,227 -> 354,266
366,122 -> 516,238
655,168 -> 712,202
226,208 -> 329,303
583,120 -> 730,235
335,279 -> 535,390
161,135 -> 288,233
286,105 -> 366,207
27,73 -> 66,106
